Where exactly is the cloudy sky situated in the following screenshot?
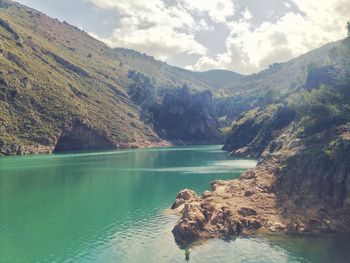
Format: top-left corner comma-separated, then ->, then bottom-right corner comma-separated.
16,0 -> 350,74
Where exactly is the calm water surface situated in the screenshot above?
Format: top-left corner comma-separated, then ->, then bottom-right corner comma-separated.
0,145 -> 349,262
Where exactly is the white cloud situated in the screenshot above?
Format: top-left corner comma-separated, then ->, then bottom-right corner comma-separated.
91,25 -> 207,60
180,0 -> 234,23
86,0 -> 235,60
193,0 -> 350,74
242,8 -> 252,21
86,0 -> 349,74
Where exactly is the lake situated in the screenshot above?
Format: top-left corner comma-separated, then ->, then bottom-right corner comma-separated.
0,145 -> 349,262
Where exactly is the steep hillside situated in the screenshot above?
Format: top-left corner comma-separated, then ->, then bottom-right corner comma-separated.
0,0 -> 348,156
0,0 -> 228,155
172,39 -> 350,244
217,38 -> 349,122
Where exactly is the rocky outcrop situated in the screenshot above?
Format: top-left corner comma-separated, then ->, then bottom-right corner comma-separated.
151,87 -> 223,144
275,139 -> 350,233
54,119 -> 170,152
126,71 -> 224,146
0,17 -> 24,46
54,120 -> 114,152
305,66 -> 335,90
172,95 -> 350,244
171,189 -> 199,210
223,104 -> 295,158
172,160 -> 284,244
172,133 -> 350,244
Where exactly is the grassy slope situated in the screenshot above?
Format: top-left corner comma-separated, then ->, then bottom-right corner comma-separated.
0,2 -> 157,150
0,0 -> 348,154
217,39 -> 348,120
0,0 -> 239,153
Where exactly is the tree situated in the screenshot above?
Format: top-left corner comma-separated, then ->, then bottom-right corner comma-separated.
347,21 -> 350,37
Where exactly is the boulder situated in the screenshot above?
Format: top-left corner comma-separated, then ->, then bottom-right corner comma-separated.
237,207 -> 258,217
171,189 -> 198,210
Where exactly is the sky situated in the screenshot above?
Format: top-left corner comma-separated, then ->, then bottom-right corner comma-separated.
16,0 -> 350,74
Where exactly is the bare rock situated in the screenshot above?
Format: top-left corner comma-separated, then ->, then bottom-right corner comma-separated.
237,207 -> 258,217
172,203 -> 205,244
171,189 -> 198,210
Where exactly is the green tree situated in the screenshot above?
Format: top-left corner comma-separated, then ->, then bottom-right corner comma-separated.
347,21 -> 350,37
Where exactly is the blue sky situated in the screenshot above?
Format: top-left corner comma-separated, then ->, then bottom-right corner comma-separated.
16,0 -> 350,74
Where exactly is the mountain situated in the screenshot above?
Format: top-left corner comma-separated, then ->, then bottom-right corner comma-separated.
215,39 -> 349,123
196,69 -> 244,89
0,0 -> 349,156
0,0 -> 229,155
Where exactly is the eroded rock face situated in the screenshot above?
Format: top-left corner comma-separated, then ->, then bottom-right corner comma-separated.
171,161 -> 284,245
171,189 -> 199,210
150,87 -> 223,145
54,120 -> 115,152
275,140 -> 350,233
223,104 -> 295,158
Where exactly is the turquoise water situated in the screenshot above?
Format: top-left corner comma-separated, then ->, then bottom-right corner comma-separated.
0,145 -> 349,262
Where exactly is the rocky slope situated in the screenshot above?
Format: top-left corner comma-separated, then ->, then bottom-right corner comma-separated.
1,1 -> 349,156
0,0 -> 228,155
150,87 -> 223,144
172,38 -> 350,244
222,104 -> 296,158
172,126 -> 350,244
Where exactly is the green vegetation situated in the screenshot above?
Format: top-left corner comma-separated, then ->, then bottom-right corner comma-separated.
0,1 -> 227,154
1,0 -> 350,155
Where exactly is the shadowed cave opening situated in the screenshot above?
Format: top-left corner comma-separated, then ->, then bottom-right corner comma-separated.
54,136 -> 85,152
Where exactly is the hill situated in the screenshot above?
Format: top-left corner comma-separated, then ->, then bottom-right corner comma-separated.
216,38 -> 349,122
0,0 -> 349,156
0,0 -> 229,155
196,69 -> 244,89
171,38 -> 350,244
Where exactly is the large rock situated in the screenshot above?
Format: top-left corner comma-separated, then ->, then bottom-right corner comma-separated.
171,189 -> 199,210
223,104 -> 295,158
150,86 -> 224,145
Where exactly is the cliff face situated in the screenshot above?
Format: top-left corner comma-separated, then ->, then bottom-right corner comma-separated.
223,104 -> 296,158
150,87 -> 223,144
275,137 -> 350,229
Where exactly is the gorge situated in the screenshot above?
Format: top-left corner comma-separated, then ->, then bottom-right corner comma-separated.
1,0 -> 350,262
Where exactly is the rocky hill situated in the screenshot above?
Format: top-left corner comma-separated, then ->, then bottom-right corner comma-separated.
215,38 -> 349,123
1,0 -> 349,156
0,0 -> 230,155
172,38 -> 350,244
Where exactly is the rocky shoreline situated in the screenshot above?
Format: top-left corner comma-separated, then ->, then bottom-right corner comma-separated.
171,159 -> 285,244
0,139 -> 171,156
171,156 -> 348,245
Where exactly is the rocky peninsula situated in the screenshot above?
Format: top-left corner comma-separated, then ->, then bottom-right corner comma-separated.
172,101 -> 350,244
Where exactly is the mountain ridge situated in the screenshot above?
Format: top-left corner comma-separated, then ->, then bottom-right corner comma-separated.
0,0 -> 349,156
